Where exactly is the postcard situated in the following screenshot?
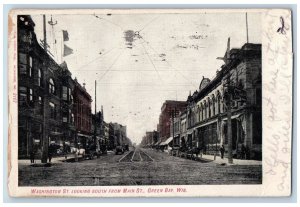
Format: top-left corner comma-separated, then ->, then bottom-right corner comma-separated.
7,8 -> 293,197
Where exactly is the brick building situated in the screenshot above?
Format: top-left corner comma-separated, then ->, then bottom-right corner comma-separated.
18,15 -> 73,157
73,79 -> 92,147
157,100 -> 187,143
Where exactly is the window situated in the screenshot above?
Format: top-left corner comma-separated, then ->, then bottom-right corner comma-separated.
68,88 -> 72,101
49,78 -> 55,94
49,102 -> 56,119
19,86 -> 27,106
19,53 -> 27,75
38,69 -> 42,86
38,96 -> 42,104
38,96 -> 43,114
19,86 -> 33,106
62,86 -> 68,100
69,109 -> 72,123
63,117 -> 68,123
208,99 -> 211,118
212,98 -> 215,116
29,88 -> 33,101
29,57 -> 33,77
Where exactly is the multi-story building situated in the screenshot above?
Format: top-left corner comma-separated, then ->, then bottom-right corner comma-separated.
18,15 -> 71,157
179,110 -> 187,147
170,116 -> 181,146
157,100 -> 187,143
186,42 -> 262,159
140,130 -> 159,147
73,79 -> 92,147
108,122 -> 129,149
59,61 -> 76,146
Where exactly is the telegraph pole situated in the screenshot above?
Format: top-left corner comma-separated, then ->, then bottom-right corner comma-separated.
226,88 -> 233,164
246,13 -> 249,43
94,80 -> 97,146
41,15 -> 49,163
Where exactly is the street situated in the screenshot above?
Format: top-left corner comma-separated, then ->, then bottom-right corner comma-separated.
18,148 -> 262,186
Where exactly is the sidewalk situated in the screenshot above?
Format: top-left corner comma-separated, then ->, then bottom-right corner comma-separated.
199,154 -> 262,165
18,154 -> 73,165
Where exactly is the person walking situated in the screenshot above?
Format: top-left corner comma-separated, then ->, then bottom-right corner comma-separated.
48,144 -> 54,163
29,145 -> 36,164
220,144 -> 225,159
241,144 -> 246,160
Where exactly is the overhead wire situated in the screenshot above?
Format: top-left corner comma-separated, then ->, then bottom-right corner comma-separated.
139,35 -> 198,88
97,48 -> 126,82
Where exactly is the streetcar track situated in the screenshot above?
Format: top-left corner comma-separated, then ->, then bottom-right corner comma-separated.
139,152 -> 143,162
118,151 -> 132,162
118,148 -> 154,163
130,149 -> 137,162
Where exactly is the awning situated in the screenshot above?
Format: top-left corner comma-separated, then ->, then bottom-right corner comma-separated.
160,137 -> 173,146
77,133 -> 91,138
187,130 -> 193,135
154,141 -> 161,146
50,131 -> 63,136
222,113 -> 243,121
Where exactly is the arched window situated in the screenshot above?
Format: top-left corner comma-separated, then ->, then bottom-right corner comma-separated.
49,78 -> 55,94
197,105 -> 200,123
212,95 -> 216,116
217,91 -> 221,114
207,98 -> 211,118
203,101 -> 207,120
38,69 -> 42,86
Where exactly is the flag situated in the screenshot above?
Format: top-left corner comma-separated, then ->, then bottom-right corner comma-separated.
63,44 -> 73,57
62,30 -> 69,41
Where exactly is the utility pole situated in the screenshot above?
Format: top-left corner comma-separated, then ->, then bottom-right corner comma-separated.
246,13 -> 249,43
172,109 -> 175,148
226,86 -> 233,164
94,80 -> 97,146
41,15 -> 49,163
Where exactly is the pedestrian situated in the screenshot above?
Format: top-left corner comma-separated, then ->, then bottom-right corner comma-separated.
48,144 -> 53,163
241,144 -> 246,160
29,145 -> 36,164
220,144 -> 225,159
63,142 -> 68,160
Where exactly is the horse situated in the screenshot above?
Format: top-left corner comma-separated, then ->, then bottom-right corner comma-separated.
72,147 -> 85,161
188,147 -> 201,160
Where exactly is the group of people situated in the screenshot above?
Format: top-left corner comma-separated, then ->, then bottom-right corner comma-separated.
219,144 -> 249,159
29,142 -> 71,164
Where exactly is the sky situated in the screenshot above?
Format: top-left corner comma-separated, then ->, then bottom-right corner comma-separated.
31,11 -> 261,144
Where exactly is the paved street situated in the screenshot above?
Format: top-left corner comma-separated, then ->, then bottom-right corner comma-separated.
18,148 -> 262,186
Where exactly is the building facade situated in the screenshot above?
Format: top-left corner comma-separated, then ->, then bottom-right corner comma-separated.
18,15 -> 94,158
18,15 -> 73,157
73,79 -> 92,147
157,100 -> 187,143
186,43 -> 262,159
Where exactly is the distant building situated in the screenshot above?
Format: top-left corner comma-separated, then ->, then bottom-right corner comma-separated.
108,122 -> 130,149
140,131 -> 159,147
157,100 -> 187,143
